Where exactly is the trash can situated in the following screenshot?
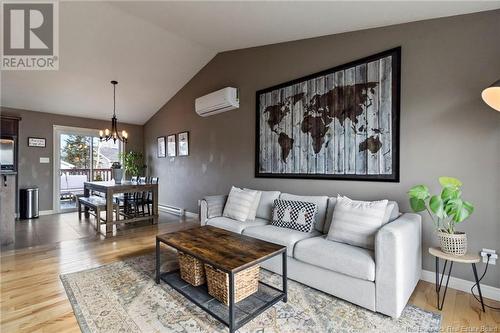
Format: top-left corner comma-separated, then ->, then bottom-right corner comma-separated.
20,187 -> 39,219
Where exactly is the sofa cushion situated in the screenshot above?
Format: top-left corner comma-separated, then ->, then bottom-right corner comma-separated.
324,196 -> 338,233
203,195 -> 227,219
246,190 -> 262,221
207,217 -> 268,234
324,198 -> 399,234
327,196 -> 388,250
386,201 -> 400,222
249,190 -> 281,220
280,193 -> 328,232
271,199 -> 317,232
242,225 -> 321,256
223,186 -> 258,222
294,236 -> 376,281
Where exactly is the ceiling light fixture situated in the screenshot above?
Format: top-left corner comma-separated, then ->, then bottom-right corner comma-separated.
481,79 -> 500,112
99,80 -> 128,143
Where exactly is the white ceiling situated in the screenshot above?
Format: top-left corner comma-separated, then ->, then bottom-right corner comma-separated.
2,1 -> 499,125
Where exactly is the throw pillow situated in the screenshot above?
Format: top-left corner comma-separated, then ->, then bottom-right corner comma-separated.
204,195 -> 227,218
222,186 -> 258,222
271,199 -> 317,233
244,188 -> 262,221
327,195 -> 388,249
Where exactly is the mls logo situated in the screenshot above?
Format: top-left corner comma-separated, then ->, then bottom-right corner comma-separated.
1,1 -> 59,70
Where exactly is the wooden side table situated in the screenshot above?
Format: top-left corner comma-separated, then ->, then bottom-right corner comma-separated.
428,247 -> 485,312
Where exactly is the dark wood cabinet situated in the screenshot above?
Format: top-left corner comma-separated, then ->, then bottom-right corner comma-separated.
1,115 -> 21,172
1,117 -> 19,137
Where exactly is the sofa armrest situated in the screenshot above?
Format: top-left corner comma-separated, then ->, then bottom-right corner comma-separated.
199,195 -> 227,226
375,213 -> 422,318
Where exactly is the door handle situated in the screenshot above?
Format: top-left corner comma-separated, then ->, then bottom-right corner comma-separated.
3,175 -> 7,187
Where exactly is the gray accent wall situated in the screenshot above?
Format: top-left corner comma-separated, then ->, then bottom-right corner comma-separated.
0,107 -> 144,211
145,11 -> 500,287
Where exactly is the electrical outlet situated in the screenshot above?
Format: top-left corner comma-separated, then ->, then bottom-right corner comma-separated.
480,248 -> 498,265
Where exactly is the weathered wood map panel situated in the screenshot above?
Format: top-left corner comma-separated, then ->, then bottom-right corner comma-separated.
256,48 -> 400,181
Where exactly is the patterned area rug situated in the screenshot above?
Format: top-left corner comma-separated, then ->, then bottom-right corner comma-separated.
60,251 -> 441,333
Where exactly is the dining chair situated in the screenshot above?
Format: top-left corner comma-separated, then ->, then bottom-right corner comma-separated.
117,176 -> 146,217
145,177 -> 159,216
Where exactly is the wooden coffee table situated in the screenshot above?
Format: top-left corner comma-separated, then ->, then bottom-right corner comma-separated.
156,226 -> 287,333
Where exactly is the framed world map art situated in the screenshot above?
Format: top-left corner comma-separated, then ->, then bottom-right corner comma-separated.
255,47 -> 401,181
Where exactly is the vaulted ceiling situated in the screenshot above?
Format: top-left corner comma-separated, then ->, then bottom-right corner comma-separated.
2,1 -> 499,124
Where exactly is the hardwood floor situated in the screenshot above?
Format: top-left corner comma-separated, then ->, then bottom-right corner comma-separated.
1,211 -> 186,251
1,215 -> 499,332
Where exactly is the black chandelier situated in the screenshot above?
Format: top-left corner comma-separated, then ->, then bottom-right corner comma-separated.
99,80 -> 128,143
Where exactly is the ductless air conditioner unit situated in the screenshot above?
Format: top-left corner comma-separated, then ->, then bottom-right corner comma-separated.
195,87 -> 239,117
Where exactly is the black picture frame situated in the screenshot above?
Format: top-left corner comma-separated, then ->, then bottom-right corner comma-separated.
255,47 -> 401,182
167,134 -> 176,157
177,131 -> 189,156
157,136 -> 166,158
28,137 -> 46,148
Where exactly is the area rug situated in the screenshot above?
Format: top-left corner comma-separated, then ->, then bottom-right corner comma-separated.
60,251 -> 441,333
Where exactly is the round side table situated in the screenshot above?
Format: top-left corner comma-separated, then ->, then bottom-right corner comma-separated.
428,247 -> 485,312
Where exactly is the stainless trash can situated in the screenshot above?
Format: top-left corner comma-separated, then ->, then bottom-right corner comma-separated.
20,187 -> 39,219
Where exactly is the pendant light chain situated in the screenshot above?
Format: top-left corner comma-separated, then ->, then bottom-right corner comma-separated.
113,83 -> 116,117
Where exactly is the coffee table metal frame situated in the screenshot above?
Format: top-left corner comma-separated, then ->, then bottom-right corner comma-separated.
155,235 -> 287,333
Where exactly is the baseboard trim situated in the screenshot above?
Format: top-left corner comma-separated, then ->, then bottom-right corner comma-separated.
421,269 -> 500,301
158,204 -> 184,216
40,210 -> 55,216
185,211 -> 199,219
158,204 -> 199,220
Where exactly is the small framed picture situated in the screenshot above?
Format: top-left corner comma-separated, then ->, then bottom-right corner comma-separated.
177,131 -> 189,156
28,137 -> 46,148
167,134 -> 176,157
157,136 -> 166,158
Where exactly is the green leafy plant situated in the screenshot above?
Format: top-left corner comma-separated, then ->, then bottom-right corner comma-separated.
408,177 -> 474,234
119,151 -> 145,177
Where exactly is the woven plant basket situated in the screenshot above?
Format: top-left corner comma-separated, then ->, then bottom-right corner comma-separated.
437,231 -> 467,256
205,264 -> 259,305
178,252 -> 206,286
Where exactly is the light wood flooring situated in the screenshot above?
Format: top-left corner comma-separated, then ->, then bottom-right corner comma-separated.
1,214 -> 499,332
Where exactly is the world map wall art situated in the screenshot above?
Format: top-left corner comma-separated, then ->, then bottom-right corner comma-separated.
256,47 -> 401,181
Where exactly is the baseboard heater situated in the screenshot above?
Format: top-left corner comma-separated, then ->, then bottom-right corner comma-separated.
158,204 -> 185,216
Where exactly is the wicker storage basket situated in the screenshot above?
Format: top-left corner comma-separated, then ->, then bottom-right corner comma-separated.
178,252 -> 206,286
205,264 -> 259,305
437,231 -> 467,256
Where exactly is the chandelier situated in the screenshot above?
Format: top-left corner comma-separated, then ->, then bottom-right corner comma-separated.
99,80 -> 128,143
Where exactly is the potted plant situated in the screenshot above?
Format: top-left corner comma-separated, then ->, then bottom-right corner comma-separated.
111,161 -> 123,184
408,177 -> 474,256
120,151 -> 145,179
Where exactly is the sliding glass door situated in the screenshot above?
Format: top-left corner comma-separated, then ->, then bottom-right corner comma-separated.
54,126 -> 123,212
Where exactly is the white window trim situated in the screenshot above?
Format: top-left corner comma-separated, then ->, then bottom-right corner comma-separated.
53,125 -> 125,213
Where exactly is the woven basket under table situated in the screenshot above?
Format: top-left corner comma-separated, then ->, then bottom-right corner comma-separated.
178,251 -> 206,286
205,264 -> 260,305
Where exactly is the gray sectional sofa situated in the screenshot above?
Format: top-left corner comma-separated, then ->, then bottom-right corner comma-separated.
199,190 -> 422,318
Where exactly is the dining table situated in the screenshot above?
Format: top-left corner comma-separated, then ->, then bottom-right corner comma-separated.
83,180 -> 158,236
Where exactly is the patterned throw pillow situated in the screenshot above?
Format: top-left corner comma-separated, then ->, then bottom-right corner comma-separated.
223,186 -> 258,222
271,199 -> 317,233
327,195 -> 388,250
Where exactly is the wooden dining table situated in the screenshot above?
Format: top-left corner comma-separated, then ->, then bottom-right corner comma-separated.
83,180 -> 159,236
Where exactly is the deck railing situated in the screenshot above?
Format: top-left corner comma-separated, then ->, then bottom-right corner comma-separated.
60,168 -> 112,182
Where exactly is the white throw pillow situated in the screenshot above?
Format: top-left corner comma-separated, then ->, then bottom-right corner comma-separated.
327,195 -> 388,250
223,186 -> 258,222
244,188 -> 262,221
